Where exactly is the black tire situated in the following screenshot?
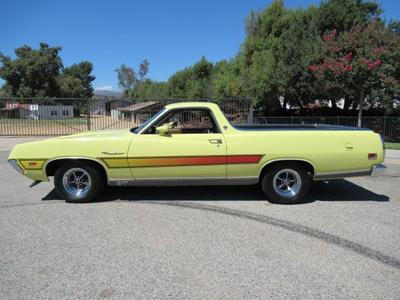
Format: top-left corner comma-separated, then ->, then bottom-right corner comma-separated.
54,162 -> 104,203
261,162 -> 311,204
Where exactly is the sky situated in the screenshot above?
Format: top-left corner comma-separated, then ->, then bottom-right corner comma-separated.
1,0 -> 399,91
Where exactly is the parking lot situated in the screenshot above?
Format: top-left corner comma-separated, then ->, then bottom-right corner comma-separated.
1,137 -> 400,299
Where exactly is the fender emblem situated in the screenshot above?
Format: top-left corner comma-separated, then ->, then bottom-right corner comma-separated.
102,152 -> 125,155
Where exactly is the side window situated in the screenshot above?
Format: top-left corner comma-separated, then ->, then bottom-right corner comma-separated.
147,109 -> 219,134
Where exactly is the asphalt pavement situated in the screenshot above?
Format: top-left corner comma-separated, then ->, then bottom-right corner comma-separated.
1,137 -> 399,299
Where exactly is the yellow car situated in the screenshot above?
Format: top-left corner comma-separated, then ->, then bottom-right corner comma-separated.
8,102 -> 385,204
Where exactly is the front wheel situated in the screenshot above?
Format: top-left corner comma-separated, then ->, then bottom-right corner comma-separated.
54,163 -> 104,203
261,163 -> 311,204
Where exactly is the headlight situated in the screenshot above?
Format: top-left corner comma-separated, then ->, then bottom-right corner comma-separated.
8,159 -> 24,174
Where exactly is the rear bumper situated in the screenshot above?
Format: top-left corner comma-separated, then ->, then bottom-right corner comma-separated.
370,164 -> 386,177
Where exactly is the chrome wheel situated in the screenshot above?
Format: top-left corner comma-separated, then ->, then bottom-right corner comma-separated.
272,168 -> 302,198
62,168 -> 92,199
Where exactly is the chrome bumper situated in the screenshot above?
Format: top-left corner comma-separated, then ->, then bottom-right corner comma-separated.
8,159 -> 24,174
370,164 -> 386,177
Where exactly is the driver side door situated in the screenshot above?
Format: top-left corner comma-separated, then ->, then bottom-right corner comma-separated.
128,108 -> 227,183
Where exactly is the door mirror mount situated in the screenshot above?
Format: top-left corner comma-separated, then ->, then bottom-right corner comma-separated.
156,121 -> 177,136
156,125 -> 169,136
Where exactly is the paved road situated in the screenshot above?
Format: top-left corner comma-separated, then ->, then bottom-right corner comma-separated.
1,138 -> 400,299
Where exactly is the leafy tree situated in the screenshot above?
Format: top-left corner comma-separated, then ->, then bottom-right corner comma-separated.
0,43 -> 96,98
271,7 -> 321,109
115,59 -> 150,98
116,0 -> 399,118
130,80 -> 167,101
0,43 -> 63,97
115,64 -> 136,97
167,68 -> 192,98
167,56 -> 213,99
318,0 -> 381,34
308,21 -> 400,125
237,0 -> 288,108
138,59 -> 150,81
212,60 -> 243,100
388,20 -> 400,35
59,61 -> 95,98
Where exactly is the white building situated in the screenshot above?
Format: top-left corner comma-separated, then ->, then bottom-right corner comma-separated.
38,105 -> 74,119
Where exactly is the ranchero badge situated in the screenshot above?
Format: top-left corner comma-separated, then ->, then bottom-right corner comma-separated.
101,152 -> 125,155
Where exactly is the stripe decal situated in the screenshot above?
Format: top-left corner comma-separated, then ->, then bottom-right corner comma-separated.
102,155 -> 263,169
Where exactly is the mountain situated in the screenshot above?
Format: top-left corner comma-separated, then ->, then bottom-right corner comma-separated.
93,89 -> 122,97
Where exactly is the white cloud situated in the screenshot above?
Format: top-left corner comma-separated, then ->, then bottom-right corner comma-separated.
94,85 -> 114,91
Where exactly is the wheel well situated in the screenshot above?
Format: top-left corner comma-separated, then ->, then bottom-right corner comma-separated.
259,160 -> 315,181
45,159 -> 107,181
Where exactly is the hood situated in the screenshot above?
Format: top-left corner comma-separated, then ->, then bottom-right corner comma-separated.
8,129 -> 133,160
52,128 -> 132,140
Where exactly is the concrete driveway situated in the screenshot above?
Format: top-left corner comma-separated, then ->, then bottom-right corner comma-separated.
1,137 -> 399,299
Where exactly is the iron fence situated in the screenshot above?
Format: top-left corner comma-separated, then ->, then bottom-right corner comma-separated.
0,97 -> 251,136
255,116 -> 400,142
0,97 -> 398,142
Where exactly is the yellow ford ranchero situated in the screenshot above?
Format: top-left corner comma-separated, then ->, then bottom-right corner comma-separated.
8,102 -> 385,204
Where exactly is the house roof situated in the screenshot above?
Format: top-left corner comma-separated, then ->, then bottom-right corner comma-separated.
1,102 -> 31,111
119,101 -> 159,112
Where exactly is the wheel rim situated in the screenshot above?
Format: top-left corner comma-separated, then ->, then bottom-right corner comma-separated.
62,168 -> 92,199
272,168 -> 302,199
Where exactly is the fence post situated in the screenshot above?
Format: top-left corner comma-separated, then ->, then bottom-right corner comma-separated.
86,98 -> 91,131
383,116 -> 386,139
247,102 -> 254,124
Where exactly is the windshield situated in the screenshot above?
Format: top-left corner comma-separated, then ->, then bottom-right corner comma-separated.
132,108 -> 166,134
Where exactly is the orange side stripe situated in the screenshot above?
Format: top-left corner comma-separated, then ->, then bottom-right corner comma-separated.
226,155 -> 263,164
126,155 -> 263,168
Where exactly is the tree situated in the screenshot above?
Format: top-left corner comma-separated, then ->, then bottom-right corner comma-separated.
138,59 -> 149,82
130,80 -> 167,100
318,0 -> 381,34
167,56 -> 213,99
115,64 -> 136,97
308,21 -> 400,125
270,7 -> 321,109
115,59 -> 150,98
212,60 -> 243,100
117,0 -> 399,117
59,61 -> 95,98
0,43 -> 63,97
388,20 -> 400,35
0,43 -> 96,98
237,0 -> 288,108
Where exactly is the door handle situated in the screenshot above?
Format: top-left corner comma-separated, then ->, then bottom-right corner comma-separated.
208,139 -> 223,144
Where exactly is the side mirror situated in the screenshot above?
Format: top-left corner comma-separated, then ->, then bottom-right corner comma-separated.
156,121 -> 177,136
156,124 -> 169,136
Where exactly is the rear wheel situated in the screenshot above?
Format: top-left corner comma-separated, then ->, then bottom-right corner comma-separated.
261,163 -> 311,204
54,162 -> 104,203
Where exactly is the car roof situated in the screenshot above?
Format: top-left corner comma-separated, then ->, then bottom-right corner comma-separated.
165,102 -> 219,109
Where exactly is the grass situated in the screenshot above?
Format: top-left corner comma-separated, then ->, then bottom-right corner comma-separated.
385,142 -> 400,150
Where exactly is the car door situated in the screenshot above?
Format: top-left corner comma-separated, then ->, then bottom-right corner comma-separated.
128,108 -> 227,183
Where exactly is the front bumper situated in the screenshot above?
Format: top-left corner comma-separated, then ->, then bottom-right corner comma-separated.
370,164 -> 386,177
8,159 -> 24,174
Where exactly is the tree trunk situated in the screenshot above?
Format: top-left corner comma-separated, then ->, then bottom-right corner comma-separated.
343,96 -> 352,110
331,99 -> 337,109
357,90 -> 364,128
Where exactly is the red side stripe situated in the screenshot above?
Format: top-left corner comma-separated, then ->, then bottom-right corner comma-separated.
227,155 -> 263,164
